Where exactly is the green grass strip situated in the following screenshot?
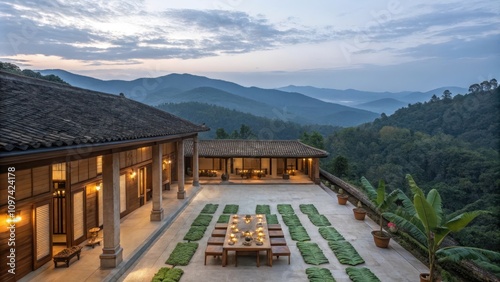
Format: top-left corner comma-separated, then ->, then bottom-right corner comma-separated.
282,214 -> 302,227
318,227 -> 345,241
306,267 -> 336,282
300,204 -> 319,215
256,204 -> 271,214
328,241 -> 365,266
217,214 -> 230,223
308,214 -> 331,226
151,267 -> 184,282
345,267 -> 381,282
200,204 -> 219,214
277,204 -> 295,214
191,214 -> 213,226
165,242 -> 198,266
266,214 -> 279,224
289,226 -> 311,241
183,226 -> 207,241
297,242 -> 329,265
223,204 -> 239,214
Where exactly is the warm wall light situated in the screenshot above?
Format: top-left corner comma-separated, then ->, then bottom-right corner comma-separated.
6,211 -> 21,224
130,170 -> 137,178
96,183 -> 101,191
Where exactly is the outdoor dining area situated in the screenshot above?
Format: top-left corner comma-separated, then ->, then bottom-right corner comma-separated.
205,214 -> 290,267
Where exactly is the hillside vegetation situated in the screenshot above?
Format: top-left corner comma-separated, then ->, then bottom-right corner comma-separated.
324,86 -> 499,251
157,102 -> 339,140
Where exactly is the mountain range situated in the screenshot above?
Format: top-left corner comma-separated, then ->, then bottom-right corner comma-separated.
39,69 -> 466,127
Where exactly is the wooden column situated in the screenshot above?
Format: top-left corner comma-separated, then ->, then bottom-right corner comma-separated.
177,140 -> 185,199
192,136 -> 200,187
100,153 -> 123,268
312,158 -> 320,184
151,144 -> 164,221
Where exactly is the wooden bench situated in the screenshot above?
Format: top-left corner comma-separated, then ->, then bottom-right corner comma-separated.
53,246 -> 82,268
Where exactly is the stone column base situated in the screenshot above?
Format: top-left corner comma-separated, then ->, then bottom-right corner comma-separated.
192,180 -> 200,187
150,208 -> 164,221
100,246 -> 123,268
177,191 -> 186,199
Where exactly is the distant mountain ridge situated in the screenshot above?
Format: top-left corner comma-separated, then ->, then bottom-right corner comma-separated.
278,85 -> 467,114
39,69 -> 379,127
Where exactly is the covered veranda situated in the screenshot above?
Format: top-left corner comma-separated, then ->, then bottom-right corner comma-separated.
184,139 -> 328,184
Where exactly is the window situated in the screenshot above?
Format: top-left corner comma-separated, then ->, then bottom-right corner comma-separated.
96,156 -> 102,174
52,163 -> 66,180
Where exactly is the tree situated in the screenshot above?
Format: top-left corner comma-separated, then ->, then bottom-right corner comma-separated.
480,80 -> 491,92
332,155 -> 349,177
430,94 -> 439,102
468,84 -> 480,93
442,90 -> 452,100
238,124 -> 255,139
215,128 -> 229,139
489,78 -> 498,89
300,131 -> 325,149
383,175 -> 499,281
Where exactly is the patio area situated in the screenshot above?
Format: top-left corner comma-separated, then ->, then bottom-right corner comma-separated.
120,184 -> 427,282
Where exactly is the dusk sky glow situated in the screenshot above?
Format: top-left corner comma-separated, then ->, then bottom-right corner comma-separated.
1,0 -> 499,91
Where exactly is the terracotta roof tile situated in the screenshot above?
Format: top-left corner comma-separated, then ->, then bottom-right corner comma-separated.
0,72 -> 208,152
184,139 -> 328,158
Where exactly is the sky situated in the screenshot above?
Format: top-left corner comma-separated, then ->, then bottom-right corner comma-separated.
0,0 -> 499,92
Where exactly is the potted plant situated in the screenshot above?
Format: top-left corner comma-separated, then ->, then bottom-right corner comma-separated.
387,222 -> 397,233
360,176 -> 399,248
383,174 -> 498,282
337,188 -> 348,205
353,201 -> 367,220
221,173 -> 229,181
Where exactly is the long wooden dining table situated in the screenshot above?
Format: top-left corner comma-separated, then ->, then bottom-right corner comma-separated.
222,214 -> 272,267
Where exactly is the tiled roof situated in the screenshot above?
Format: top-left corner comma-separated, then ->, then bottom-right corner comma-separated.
0,72 -> 208,152
184,139 -> 328,158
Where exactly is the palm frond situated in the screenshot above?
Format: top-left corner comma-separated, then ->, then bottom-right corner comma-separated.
383,212 -> 427,247
306,267 -> 336,282
414,194 -> 438,231
406,174 -> 424,199
300,204 -> 320,215
376,179 -> 386,207
297,242 -> 329,265
318,227 -> 345,241
328,240 -> 365,265
289,226 -> 311,241
308,214 -> 332,226
379,189 -> 400,211
277,204 -> 295,214
395,190 -> 417,218
426,189 -> 443,224
437,247 -> 500,263
445,210 -> 490,232
360,176 -> 378,202
345,267 -> 381,282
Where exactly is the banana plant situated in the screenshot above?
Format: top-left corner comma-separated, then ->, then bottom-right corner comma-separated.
360,176 -> 400,234
383,174 -> 498,281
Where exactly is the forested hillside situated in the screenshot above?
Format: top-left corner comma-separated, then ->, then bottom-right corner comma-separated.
323,86 -> 499,251
157,102 -> 339,140
0,62 -> 68,85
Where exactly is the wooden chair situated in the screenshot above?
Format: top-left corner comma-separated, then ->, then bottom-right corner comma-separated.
271,245 -> 291,265
269,230 -> 285,238
215,223 -> 228,229
270,237 -> 287,246
207,237 -> 225,245
211,229 -> 227,237
267,224 -> 282,230
204,245 -> 223,265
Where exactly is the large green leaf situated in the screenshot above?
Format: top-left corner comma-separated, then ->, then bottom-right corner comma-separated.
256,204 -> 271,214
345,267 -> 381,282
445,210 -> 490,232
222,204 -> 239,214
328,240 -> 365,266
437,246 -> 500,263
191,214 -> 213,226
165,242 -> 198,266
266,214 -> 279,224
200,204 -> 218,214
289,226 -> 311,241
383,212 -> 427,247
360,176 -> 377,202
277,204 -> 295,214
151,267 -> 184,282
376,179 -> 386,207
183,226 -> 207,241
308,214 -> 332,226
217,214 -> 230,223
300,204 -> 319,215
282,214 -> 303,227
318,227 -> 345,242
414,194 -> 438,231
297,242 -> 329,265
306,267 -> 336,282
426,189 -> 443,224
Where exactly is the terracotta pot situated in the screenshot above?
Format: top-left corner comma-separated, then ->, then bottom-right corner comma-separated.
371,230 -> 390,248
353,208 -> 366,220
337,194 -> 348,205
420,273 -> 430,282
